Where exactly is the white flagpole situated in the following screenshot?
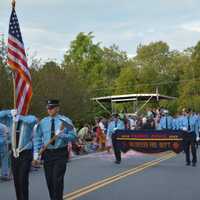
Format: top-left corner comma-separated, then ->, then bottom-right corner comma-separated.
11,0 -> 18,158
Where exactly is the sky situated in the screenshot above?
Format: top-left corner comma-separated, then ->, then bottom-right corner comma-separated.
1,0 -> 200,62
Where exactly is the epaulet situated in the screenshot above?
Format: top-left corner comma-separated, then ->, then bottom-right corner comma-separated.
59,116 -> 73,130
41,116 -> 50,123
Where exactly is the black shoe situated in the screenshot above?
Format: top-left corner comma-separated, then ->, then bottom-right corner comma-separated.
0,176 -> 11,181
186,162 -> 190,166
192,163 -> 196,167
115,160 -> 121,164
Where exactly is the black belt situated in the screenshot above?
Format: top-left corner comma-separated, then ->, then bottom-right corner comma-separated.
187,131 -> 195,135
43,147 -> 68,162
45,147 -> 67,153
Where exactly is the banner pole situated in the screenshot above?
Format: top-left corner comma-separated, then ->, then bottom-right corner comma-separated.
12,73 -> 16,109
11,0 -> 16,109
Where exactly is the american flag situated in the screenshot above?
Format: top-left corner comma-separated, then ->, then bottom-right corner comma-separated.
7,8 -> 32,115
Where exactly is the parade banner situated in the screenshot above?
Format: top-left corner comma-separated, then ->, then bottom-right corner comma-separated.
112,130 -> 185,154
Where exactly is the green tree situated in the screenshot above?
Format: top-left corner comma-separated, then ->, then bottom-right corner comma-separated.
178,42 -> 200,111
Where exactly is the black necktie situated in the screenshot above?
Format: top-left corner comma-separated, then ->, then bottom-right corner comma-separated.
16,121 -> 22,147
188,117 -> 191,131
115,121 -> 117,128
51,118 -> 55,145
166,117 -> 168,129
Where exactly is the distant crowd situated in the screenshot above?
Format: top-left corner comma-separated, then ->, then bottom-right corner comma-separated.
74,107 -> 200,155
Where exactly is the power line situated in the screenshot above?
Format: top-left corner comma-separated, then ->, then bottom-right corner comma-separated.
94,77 -> 200,91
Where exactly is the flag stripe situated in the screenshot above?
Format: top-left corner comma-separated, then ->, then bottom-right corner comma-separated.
8,44 -> 27,63
8,49 -> 28,69
7,59 -> 31,83
16,79 -> 26,107
21,85 -> 32,115
7,52 -> 30,78
17,83 -> 29,114
8,37 -> 26,56
8,34 -> 25,49
16,75 -> 23,97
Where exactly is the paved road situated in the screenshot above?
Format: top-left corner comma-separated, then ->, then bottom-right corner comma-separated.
0,150 -> 199,200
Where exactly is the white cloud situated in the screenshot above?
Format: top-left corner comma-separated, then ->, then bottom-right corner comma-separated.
109,22 -> 134,30
180,21 -> 200,32
146,29 -> 156,33
20,26 -> 74,60
137,26 -> 200,51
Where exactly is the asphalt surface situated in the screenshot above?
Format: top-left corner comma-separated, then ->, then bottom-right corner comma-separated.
0,150 -> 200,200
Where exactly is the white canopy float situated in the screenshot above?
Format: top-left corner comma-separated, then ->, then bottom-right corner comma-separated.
91,92 -> 176,114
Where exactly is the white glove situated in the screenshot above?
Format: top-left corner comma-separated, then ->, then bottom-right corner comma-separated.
13,115 -> 20,122
106,135 -> 109,141
196,136 -> 200,142
11,109 -> 17,117
55,129 -> 62,136
182,127 -> 187,131
33,152 -> 39,160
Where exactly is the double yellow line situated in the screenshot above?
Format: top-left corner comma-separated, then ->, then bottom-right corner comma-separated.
63,152 -> 176,200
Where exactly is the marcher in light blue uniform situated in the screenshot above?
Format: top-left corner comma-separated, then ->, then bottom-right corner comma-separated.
179,108 -> 198,167
0,122 -> 9,180
0,110 -> 17,182
172,112 -> 181,130
33,100 -> 76,200
107,113 -> 125,164
179,110 -> 198,135
0,109 -> 37,200
0,110 -> 13,143
196,113 -> 200,140
0,110 -> 13,181
159,110 -> 173,130
34,115 -> 76,152
107,115 -> 125,138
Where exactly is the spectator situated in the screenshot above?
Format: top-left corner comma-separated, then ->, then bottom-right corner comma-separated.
77,124 -> 91,144
0,122 -> 10,181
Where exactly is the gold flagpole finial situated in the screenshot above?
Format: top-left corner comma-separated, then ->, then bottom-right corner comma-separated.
12,0 -> 16,9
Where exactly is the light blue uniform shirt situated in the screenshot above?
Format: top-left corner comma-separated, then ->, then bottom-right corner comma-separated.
172,116 -> 181,130
0,110 -> 37,151
17,115 -> 38,151
179,115 -> 198,136
33,114 -> 76,155
0,123 -> 8,145
159,115 -> 173,130
198,114 -> 200,135
0,110 -> 13,143
107,119 -> 125,138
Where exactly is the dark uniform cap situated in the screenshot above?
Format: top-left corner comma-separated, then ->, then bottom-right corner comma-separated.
187,108 -> 192,113
47,99 -> 59,109
112,113 -> 119,118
